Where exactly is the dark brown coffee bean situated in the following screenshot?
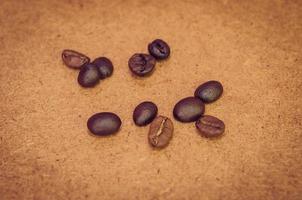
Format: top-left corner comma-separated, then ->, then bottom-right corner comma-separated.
92,57 -> 113,79
128,53 -> 156,76
87,112 -> 122,136
173,97 -> 205,122
194,80 -> 223,103
148,39 -> 170,60
133,101 -> 158,126
62,49 -> 90,69
195,115 -> 225,138
77,63 -> 100,87
148,116 -> 173,148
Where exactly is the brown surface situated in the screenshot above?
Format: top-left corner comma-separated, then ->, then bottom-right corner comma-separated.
0,0 -> 301,199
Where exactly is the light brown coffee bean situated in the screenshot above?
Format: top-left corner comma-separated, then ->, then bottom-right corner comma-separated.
62,49 -> 90,69
195,115 -> 225,138
148,116 -> 173,148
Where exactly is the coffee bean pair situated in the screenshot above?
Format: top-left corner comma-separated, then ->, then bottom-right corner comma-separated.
128,39 -> 170,76
173,80 -> 225,138
133,102 -> 173,148
62,49 -> 113,87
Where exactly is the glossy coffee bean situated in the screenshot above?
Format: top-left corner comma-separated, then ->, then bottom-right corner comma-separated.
195,115 -> 225,138
194,80 -> 223,103
87,112 -> 122,136
128,53 -> 156,76
133,101 -> 158,126
77,63 -> 100,87
92,57 -> 113,79
173,97 -> 205,122
62,49 -> 90,69
148,116 -> 173,148
148,39 -> 170,60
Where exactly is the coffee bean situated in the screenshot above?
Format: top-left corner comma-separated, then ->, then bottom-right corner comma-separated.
62,49 -> 90,69
128,53 -> 156,76
87,112 -> 122,136
195,115 -> 225,138
173,97 -> 205,122
148,116 -> 173,148
92,57 -> 113,79
194,80 -> 223,103
77,63 -> 100,87
148,39 -> 170,60
133,101 -> 158,126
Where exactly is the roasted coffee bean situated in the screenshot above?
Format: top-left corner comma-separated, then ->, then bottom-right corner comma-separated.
173,97 -> 205,122
133,101 -> 158,126
62,49 -> 90,69
194,80 -> 223,103
77,63 -> 100,87
128,53 -> 156,76
195,115 -> 225,138
92,57 -> 113,79
148,116 -> 173,148
87,112 -> 122,136
148,39 -> 170,60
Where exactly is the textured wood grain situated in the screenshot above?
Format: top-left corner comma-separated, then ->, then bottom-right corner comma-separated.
0,0 -> 301,199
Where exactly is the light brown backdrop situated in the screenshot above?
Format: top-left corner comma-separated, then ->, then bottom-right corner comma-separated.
0,0 -> 301,199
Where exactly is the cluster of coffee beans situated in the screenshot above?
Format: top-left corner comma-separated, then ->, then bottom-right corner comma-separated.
128,39 -> 170,76
62,49 -> 113,87
132,101 -> 173,148
131,80 -> 225,149
173,80 -> 225,138
62,39 -> 225,149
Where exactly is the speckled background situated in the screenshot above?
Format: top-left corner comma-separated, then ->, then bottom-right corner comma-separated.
0,0 -> 301,199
